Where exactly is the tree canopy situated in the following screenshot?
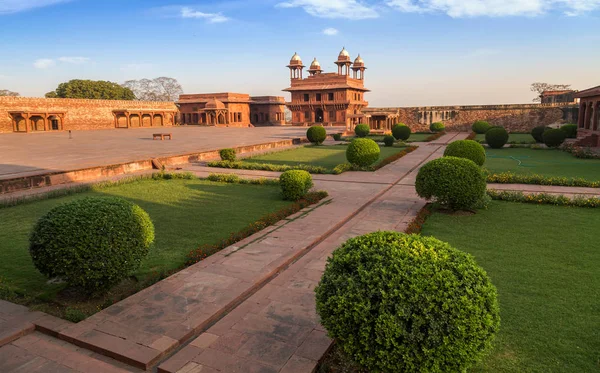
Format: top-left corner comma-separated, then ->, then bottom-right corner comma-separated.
0,89 -> 19,97
530,82 -> 571,102
45,80 -> 135,100
122,77 -> 183,102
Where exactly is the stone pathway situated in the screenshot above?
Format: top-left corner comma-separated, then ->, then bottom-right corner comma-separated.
6,131 -> 597,372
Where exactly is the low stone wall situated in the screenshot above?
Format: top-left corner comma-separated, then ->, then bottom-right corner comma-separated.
364,104 -> 578,133
0,97 -> 178,133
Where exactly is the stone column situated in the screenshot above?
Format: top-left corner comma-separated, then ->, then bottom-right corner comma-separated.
590,101 -> 600,131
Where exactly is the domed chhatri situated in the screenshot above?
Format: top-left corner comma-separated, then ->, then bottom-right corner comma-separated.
353,54 -> 365,67
308,58 -> 323,75
338,47 -> 351,62
289,52 -> 303,65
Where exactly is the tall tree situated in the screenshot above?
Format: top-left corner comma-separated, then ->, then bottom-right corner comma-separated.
0,89 -> 19,96
122,77 -> 183,101
45,80 -> 135,100
530,82 -> 571,102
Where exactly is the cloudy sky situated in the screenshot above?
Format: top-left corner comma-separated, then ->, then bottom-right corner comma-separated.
0,0 -> 599,106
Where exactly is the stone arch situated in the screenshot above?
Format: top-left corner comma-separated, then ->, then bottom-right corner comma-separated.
130,114 -> 141,127
153,114 -> 163,127
48,115 -> 61,130
142,114 -> 152,127
217,112 -> 226,125
30,115 -> 45,131
116,114 -> 128,128
14,116 -> 27,132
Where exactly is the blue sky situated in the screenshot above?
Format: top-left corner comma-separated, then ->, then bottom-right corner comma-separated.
0,0 -> 599,106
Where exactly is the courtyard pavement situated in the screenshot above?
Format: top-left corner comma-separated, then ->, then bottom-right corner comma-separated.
0,126 -> 343,179
2,131 -> 596,372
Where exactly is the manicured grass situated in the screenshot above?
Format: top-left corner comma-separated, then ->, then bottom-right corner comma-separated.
405,132 -> 435,142
476,133 -> 536,144
0,178 -> 291,301
243,144 -> 407,170
421,201 -> 599,372
485,148 -> 600,181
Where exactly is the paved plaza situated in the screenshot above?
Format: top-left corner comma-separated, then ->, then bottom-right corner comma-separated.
0,126 -> 343,179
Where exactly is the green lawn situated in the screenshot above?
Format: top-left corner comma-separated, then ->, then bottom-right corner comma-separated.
421,201 -> 599,372
476,133 -> 536,144
485,148 -> 600,181
243,144 -> 407,170
0,178 -> 291,301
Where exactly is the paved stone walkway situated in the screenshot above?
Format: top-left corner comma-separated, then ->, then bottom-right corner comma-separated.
4,131 -> 597,372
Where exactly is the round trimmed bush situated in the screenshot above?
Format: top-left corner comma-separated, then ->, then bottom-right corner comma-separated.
560,124 -> 578,139
279,170 -> 313,201
430,122 -> 445,133
543,128 -> 567,148
316,231 -> 500,373
472,120 -> 491,134
444,139 -> 486,166
219,148 -> 236,162
416,157 -> 486,211
531,126 -> 549,143
383,135 -> 395,147
29,197 -> 155,293
306,125 -> 327,145
332,133 -> 342,141
485,127 -> 509,149
346,138 -> 380,167
392,124 -> 411,141
354,124 -> 370,138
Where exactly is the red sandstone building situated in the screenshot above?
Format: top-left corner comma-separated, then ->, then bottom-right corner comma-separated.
540,90 -> 578,105
576,85 -> 600,146
177,93 -> 286,127
284,48 -> 369,129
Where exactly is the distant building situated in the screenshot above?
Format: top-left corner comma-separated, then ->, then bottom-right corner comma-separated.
575,85 -> 600,146
177,93 -> 286,127
540,90 -> 578,105
283,48 -> 369,130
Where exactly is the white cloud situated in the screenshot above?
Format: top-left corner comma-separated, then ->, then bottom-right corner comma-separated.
33,59 -> 56,69
277,0 -> 379,19
57,56 -> 90,64
387,0 -> 600,17
0,0 -> 70,15
181,6 -> 229,23
323,27 -> 339,35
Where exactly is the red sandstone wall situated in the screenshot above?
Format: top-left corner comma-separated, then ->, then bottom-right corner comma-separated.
0,97 -> 178,133
365,105 -> 568,132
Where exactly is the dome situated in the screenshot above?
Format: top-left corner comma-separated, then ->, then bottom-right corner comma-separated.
290,52 -> 303,64
354,54 -> 365,66
310,58 -> 321,69
338,47 -> 351,61
204,99 -> 225,110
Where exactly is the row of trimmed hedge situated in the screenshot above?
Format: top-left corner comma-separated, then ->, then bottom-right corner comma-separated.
486,171 -> 600,188
487,189 -> 600,207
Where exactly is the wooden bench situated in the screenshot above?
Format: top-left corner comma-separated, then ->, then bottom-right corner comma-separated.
153,133 -> 172,140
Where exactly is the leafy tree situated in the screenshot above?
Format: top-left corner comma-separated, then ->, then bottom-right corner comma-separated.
530,82 -> 571,102
122,77 -> 183,101
0,89 -> 19,96
45,80 -> 135,100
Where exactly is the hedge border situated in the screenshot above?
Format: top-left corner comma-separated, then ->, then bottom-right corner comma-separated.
487,190 -> 600,208
486,171 -> 600,188
208,146 -> 418,175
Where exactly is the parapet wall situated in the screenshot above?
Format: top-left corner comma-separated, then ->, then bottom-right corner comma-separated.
365,104 -> 579,132
0,97 -> 178,133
